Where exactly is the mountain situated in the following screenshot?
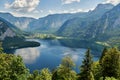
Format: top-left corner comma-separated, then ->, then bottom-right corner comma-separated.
0,12 -> 88,33
0,12 -> 35,30
57,17 -> 91,37
28,4 -> 113,33
0,3 -> 113,34
28,13 -> 73,33
85,3 -> 120,41
57,3 -> 120,48
0,3 -> 114,35
86,3 -> 114,20
0,17 -> 22,40
57,3 -> 114,37
0,17 -> 40,51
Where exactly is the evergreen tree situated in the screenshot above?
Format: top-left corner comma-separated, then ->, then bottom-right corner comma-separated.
79,49 -> 94,80
101,48 -> 120,79
92,61 -> 102,80
99,48 -> 108,65
0,42 -> 3,53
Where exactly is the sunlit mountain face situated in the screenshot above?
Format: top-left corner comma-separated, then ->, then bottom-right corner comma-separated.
1,0 -> 120,80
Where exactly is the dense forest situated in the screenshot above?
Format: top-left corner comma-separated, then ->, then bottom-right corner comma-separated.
0,42 -> 120,80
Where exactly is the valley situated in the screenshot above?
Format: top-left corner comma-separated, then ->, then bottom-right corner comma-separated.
1,1 -> 120,80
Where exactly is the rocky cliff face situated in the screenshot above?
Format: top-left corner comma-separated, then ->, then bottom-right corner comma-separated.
57,3 -> 114,38
0,18 -> 16,40
0,13 -> 35,30
84,3 -> 120,40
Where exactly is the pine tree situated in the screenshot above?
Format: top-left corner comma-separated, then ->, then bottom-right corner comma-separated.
92,61 -> 102,80
79,49 -> 94,80
0,42 -> 3,53
101,48 -> 120,79
99,48 -> 108,65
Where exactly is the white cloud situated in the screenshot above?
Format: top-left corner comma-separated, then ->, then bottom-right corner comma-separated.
40,10 -> 43,13
104,0 -> 120,5
48,10 -> 54,14
10,11 -> 39,18
47,8 -> 89,15
5,0 -> 40,12
62,0 -> 80,4
69,8 -> 88,13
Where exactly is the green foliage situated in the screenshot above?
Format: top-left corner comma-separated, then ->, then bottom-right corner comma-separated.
52,56 -> 77,80
92,61 -> 102,80
2,37 -> 40,50
100,48 -> 120,79
99,77 -> 117,80
0,54 -> 29,80
39,68 -> 52,80
99,48 -> 108,65
28,33 -> 57,40
1,41 -> 120,80
79,49 -> 94,80
28,68 -> 52,80
0,42 -> 3,53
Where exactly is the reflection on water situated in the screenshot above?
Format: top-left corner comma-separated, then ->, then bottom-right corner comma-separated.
72,55 -> 79,62
14,39 -> 96,73
15,47 -> 40,64
62,49 -> 85,61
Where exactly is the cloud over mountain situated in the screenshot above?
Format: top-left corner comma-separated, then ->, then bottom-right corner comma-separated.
105,0 -> 120,5
62,0 -> 80,4
5,0 -> 40,12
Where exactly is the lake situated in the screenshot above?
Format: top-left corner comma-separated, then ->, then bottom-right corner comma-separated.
14,39 -> 99,73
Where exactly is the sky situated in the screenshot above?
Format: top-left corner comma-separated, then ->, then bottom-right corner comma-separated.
0,0 -> 120,19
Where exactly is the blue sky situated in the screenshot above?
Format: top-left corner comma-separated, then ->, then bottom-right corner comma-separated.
0,0 -> 120,18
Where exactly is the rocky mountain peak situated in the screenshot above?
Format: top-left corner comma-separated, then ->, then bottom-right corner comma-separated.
94,3 -> 114,11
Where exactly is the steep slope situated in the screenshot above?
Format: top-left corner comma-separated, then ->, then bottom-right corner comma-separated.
0,17 -> 21,40
0,17 -> 40,50
86,3 -> 114,20
28,13 -> 73,33
0,12 -> 88,33
27,12 -> 94,33
57,17 -> 92,37
0,13 -> 35,30
85,3 -> 120,41
57,3 -> 114,37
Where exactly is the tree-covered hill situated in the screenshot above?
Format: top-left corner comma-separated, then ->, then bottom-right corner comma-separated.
0,17 -> 40,51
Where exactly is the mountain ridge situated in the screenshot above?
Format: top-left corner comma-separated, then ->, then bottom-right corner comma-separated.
0,12 -> 36,30
57,3 -> 114,38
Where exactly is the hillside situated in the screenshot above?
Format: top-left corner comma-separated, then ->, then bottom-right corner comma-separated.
57,3 -> 114,37
56,3 -> 120,48
0,17 -> 21,40
85,3 -> 120,40
27,4 -> 114,33
0,3 -> 114,34
28,13 -> 73,33
0,17 -> 40,51
0,12 -> 35,30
